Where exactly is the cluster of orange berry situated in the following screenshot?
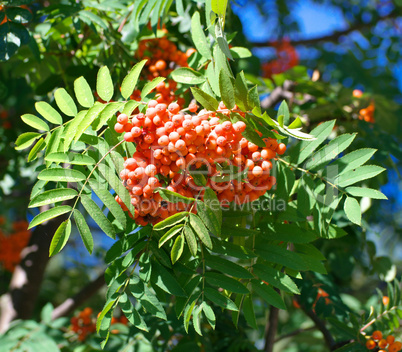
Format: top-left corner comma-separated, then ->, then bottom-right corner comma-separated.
366,331 -> 401,352
70,307 -> 96,341
70,307 -> 128,341
0,219 -> 31,272
114,100 -> 285,226
353,89 -> 375,123
129,80 -> 185,110
137,37 -> 195,80
261,39 -> 299,78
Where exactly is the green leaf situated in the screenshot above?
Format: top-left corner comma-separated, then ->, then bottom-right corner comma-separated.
45,126 -> 64,158
335,165 -> 385,187
171,234 -> 185,264
193,305 -> 203,335
92,101 -> 124,131
49,219 -> 71,256
251,280 -> 286,309
216,25 -> 233,61
202,302 -> 216,329
122,100 -> 141,116
171,67 -> 206,85
159,224 -> 184,247
156,188 -> 195,204
27,137 -> 45,162
230,47 -> 252,58
74,76 -> 94,108
121,60 -> 148,100
28,205 -> 71,229
97,66 -> 114,102
263,223 -> 317,243
176,0 -> 184,16
204,287 -> 238,311
141,77 -> 166,100
243,295 -> 258,329
96,163 -> 137,216
81,194 -> 116,239
219,69 -> 235,109
191,87 -> 219,111
205,272 -> 249,294
74,103 -> 105,141
247,86 -> 261,116
130,276 -> 167,320
35,101 -> 63,125
37,168 -> 86,182
88,178 -> 127,228
21,114 -> 49,131
344,197 -> 361,226
198,187 -> 221,234
290,120 -> 336,165
45,152 -> 95,165
120,298 -> 148,332
79,10 -> 108,29
73,209 -> 94,254
184,300 -> 197,333
252,264 -> 300,294
15,132 -> 40,150
346,187 -> 387,200
278,100 -> 290,126
191,12 -> 211,59
234,71 -> 249,111
54,88 -> 78,117
190,213 -> 212,249
96,300 -> 115,334
205,254 -> 253,279
330,148 -> 377,175
183,225 -> 198,256
240,113 -> 265,147
151,262 -> 187,296
254,245 -> 307,271
211,0 -> 228,21
63,110 -> 87,151
288,116 -> 303,129
305,133 -> 356,171
29,188 -> 78,208
153,212 -> 189,231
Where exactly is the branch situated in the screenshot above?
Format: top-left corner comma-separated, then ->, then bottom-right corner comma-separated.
274,325 -> 316,342
251,9 -> 401,47
301,306 -> 336,350
260,80 -> 315,110
51,273 -> 105,320
264,306 -> 280,352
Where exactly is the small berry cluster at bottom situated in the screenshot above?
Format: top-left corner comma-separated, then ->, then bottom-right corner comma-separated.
366,331 -> 402,352
70,307 -> 128,341
0,219 -> 31,272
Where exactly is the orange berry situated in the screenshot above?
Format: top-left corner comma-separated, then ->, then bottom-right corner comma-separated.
155,60 -> 166,71
114,123 -> 125,133
366,339 -> 376,350
387,336 -> 396,344
168,103 -> 180,114
372,331 -> 383,341
389,342 -> 402,352
378,339 -> 388,349
117,114 -> 128,124
158,135 -> 169,146
276,143 -> 287,155
383,296 -> 390,306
